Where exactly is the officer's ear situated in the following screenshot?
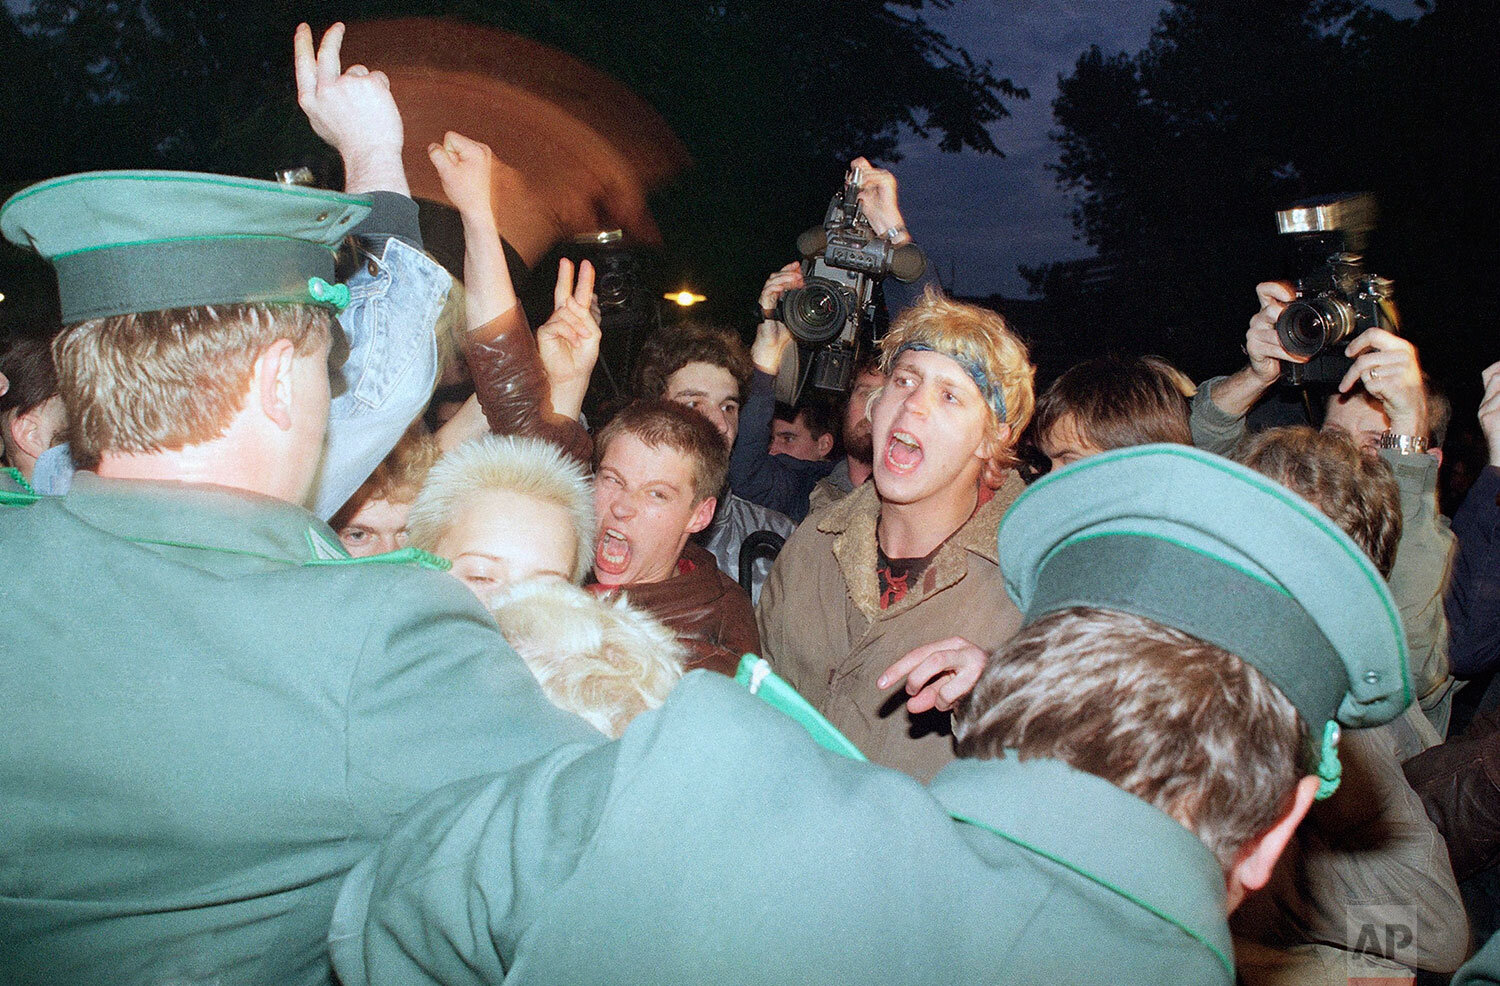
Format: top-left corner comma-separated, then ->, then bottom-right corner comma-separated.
1225,774 -> 1320,912
255,339 -> 298,432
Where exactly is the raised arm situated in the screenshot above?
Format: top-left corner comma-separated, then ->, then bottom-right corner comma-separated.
294,22 -> 448,520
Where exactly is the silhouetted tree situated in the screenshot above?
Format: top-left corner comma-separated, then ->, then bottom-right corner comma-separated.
1029,0 -> 1500,390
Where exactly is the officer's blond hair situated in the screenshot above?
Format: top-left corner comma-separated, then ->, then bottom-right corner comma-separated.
955,607 -> 1305,873
53,303 -> 331,469
406,435 -> 595,584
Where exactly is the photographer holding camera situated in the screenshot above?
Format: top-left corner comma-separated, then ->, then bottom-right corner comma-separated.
731,158 -> 932,523
1191,281 -> 1457,735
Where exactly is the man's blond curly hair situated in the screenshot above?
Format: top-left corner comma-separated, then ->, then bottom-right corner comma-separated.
877,288 -> 1035,469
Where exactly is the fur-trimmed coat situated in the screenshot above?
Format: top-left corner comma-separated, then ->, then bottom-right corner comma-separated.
756,474 -> 1025,782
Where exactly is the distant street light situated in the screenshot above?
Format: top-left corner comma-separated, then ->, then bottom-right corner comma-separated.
665,290 -> 706,307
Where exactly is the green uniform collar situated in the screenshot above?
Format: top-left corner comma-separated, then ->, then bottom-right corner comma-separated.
930,753 -> 1234,981
61,472 -> 347,564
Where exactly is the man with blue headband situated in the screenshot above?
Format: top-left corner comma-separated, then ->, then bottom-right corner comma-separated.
757,288 -> 1036,780
329,444 -> 1412,985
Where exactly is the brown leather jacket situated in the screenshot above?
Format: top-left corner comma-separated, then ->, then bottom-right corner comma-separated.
465,307 -> 593,467
591,543 -> 759,677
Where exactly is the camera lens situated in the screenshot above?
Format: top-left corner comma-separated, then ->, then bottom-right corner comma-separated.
1275,297 -> 1355,358
780,280 -> 850,344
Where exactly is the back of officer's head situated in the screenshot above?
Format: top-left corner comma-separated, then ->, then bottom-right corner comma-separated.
53,303 -> 332,470
954,608 -> 1305,874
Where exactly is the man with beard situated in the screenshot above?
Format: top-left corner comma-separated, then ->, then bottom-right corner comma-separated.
756,289 -> 1036,781
808,358 -> 883,515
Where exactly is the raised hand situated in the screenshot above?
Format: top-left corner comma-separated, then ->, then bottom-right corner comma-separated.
753,261 -> 802,374
1245,281 -> 1304,385
427,132 -> 496,221
293,22 -> 407,195
850,156 -> 907,243
537,258 -> 601,421
877,636 -> 988,715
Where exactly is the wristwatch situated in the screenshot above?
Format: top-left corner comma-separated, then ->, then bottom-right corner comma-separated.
1378,432 -> 1429,455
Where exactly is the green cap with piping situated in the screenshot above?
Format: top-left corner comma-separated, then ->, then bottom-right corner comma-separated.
998,443 -> 1411,736
1,171 -> 371,323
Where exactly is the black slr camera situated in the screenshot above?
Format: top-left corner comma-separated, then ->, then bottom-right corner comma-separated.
1273,193 -> 1399,386
777,169 -> 925,392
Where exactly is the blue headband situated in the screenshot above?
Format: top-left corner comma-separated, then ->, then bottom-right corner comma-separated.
892,341 -> 1008,423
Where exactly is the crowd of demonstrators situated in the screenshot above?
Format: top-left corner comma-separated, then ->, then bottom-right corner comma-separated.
10,14 -> 1500,986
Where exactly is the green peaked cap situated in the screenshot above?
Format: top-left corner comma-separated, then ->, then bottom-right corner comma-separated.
997,444 -> 1411,731
0,171 -> 372,323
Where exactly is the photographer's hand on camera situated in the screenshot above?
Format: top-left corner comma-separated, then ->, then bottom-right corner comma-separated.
850,156 -> 910,244
754,262 -> 802,375
1206,282 -> 1307,420
1339,327 -> 1428,440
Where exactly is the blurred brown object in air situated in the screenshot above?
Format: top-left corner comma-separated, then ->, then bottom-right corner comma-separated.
342,18 -> 690,267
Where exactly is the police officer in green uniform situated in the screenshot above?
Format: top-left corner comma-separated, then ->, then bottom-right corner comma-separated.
0,25 -> 601,986
328,444 -> 1413,986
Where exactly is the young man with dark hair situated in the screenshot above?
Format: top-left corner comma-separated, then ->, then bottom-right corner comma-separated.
769,399 -> 836,462
587,398 -> 758,674
632,321 -> 793,602
1030,353 -> 1194,472
330,445 -> 1413,986
0,25 -> 599,985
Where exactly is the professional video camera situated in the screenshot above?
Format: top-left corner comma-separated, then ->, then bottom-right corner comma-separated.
777,168 -> 926,393
1273,193 -> 1399,387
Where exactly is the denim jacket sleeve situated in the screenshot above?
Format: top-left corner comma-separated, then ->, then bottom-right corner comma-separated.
308,236 -> 450,520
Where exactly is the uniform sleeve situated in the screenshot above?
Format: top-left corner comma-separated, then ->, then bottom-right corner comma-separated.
342,570 -> 604,830
334,743 -> 619,986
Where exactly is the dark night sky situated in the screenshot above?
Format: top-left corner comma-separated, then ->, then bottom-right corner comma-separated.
895,0 -> 1423,299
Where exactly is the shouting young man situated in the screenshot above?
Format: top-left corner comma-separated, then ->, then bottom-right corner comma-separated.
757,289 -> 1035,780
